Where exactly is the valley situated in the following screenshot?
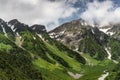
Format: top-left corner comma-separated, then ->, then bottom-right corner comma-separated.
0,18 -> 119,80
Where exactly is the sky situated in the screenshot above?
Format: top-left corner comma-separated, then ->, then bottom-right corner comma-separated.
0,0 -> 120,31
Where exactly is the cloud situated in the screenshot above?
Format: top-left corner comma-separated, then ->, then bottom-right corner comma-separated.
0,0 -> 79,31
80,0 -> 120,27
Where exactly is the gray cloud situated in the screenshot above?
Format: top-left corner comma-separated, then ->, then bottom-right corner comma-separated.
0,0 -> 79,31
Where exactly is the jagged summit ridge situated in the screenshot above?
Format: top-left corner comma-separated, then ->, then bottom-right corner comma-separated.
31,24 -> 46,34
0,19 -> 46,37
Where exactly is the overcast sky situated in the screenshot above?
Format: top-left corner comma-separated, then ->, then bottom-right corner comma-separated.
0,0 -> 120,31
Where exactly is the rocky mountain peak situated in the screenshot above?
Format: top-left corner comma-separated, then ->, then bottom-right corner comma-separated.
31,24 -> 46,34
8,19 -> 19,25
7,19 -> 31,36
0,19 -> 47,37
49,19 -> 91,34
49,19 -> 110,60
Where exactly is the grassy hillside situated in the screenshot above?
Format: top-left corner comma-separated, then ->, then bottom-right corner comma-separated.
11,30 -> 86,80
79,54 -> 116,80
78,29 -> 107,60
0,26 -> 120,80
0,33 -> 43,80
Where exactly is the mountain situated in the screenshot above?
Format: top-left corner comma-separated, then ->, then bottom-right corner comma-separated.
0,18 -> 15,40
49,19 -> 109,60
0,18 -> 87,80
49,19 -> 120,80
0,18 -> 120,80
8,19 -> 33,36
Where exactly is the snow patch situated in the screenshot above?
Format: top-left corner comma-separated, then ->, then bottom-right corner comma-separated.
32,27 -> 36,30
37,34 -> 45,41
98,72 -> 109,80
75,48 -> 79,51
99,28 -> 111,33
15,36 -> 23,47
16,32 -> 20,36
67,33 -> 73,37
91,29 -> 95,34
33,36 -> 36,40
113,60 -> 119,64
99,28 -> 115,35
8,22 -> 17,32
49,30 -> 65,39
104,47 -> 111,60
107,32 -> 115,36
54,34 -> 59,38
90,24 -> 95,27
49,32 -> 56,38
81,22 -> 84,26
81,22 -> 88,26
67,71 -> 82,79
60,30 -> 65,34
104,47 -> 119,64
84,22 -> 88,26
10,25 -> 17,32
49,32 -> 55,36
11,25 -> 15,31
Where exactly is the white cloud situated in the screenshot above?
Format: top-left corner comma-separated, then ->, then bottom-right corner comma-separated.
0,0 -> 79,31
61,7 -> 79,18
81,0 -> 120,27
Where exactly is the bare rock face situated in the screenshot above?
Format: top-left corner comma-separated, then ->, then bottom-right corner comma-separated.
8,19 -> 31,36
49,19 -> 91,49
49,19 -> 109,60
49,19 -> 108,50
8,19 -> 47,36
